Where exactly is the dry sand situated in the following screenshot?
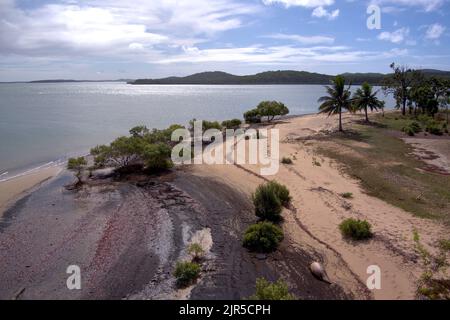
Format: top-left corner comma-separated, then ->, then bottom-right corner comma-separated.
193,113 -> 449,300
0,166 -> 63,217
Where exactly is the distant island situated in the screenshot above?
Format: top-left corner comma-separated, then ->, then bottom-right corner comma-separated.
129,69 -> 450,85
29,79 -> 133,84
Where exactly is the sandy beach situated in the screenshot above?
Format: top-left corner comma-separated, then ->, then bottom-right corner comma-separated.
0,166 -> 63,218
190,112 -> 449,299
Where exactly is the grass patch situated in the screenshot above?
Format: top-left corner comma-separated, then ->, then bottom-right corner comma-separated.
316,118 -> 450,222
339,218 -> 373,240
341,192 -> 353,199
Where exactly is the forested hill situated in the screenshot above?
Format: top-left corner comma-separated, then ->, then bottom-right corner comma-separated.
129,69 -> 450,85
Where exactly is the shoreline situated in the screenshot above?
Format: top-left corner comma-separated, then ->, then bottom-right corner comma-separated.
0,165 -> 63,218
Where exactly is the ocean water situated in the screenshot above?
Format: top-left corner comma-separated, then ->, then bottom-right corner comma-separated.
0,82 -> 394,179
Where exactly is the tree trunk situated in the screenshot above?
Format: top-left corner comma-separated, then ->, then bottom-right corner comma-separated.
402,97 -> 407,116
364,106 -> 369,123
339,106 -> 343,132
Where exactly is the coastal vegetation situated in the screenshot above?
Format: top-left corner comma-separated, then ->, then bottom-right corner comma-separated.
90,124 -> 183,173
242,222 -> 284,253
244,101 -> 289,123
318,63 -> 449,133
173,261 -> 201,288
248,278 -> 296,300
339,218 -> 373,240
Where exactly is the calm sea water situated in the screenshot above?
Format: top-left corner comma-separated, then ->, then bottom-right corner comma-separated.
0,82 -> 394,179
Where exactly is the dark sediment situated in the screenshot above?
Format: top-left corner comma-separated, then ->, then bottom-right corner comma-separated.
0,168 -> 350,300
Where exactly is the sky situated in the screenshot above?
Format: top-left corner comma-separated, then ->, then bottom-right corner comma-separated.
0,0 -> 449,81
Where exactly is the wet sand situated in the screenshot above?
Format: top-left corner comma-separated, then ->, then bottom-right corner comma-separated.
0,166 -> 63,217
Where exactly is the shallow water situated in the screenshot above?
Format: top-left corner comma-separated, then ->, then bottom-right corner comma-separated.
0,82 -> 394,177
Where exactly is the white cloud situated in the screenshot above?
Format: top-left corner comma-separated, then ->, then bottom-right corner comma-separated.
265,33 -> 335,44
311,6 -> 339,20
262,0 -> 334,8
425,23 -> 446,40
371,0 -> 446,12
378,27 -> 409,43
156,45 -> 408,65
0,0 -> 260,58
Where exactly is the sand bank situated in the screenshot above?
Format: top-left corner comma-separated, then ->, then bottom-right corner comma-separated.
193,112 -> 448,299
0,166 -> 63,217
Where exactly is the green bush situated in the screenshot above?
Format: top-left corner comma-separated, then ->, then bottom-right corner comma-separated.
67,157 -> 87,170
221,119 -> 242,129
339,218 -> 373,240
402,121 -> 422,136
403,126 -> 416,136
243,222 -> 284,253
248,278 -> 296,300
252,184 -> 282,221
141,143 -> 173,171
281,157 -> 293,165
426,121 -> 443,136
173,261 -> 201,287
267,181 -> 291,207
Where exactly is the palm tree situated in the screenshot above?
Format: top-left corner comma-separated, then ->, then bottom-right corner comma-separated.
352,82 -> 384,123
318,75 -> 352,132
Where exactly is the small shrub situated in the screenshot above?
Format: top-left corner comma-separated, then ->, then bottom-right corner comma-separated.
281,157 -> 293,165
187,243 -> 205,261
425,120 -> 443,136
173,261 -> 201,287
341,192 -> 353,199
402,121 -> 422,136
248,278 -> 296,300
221,119 -> 242,129
339,218 -> 373,240
252,184 -> 282,222
243,222 -> 284,253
